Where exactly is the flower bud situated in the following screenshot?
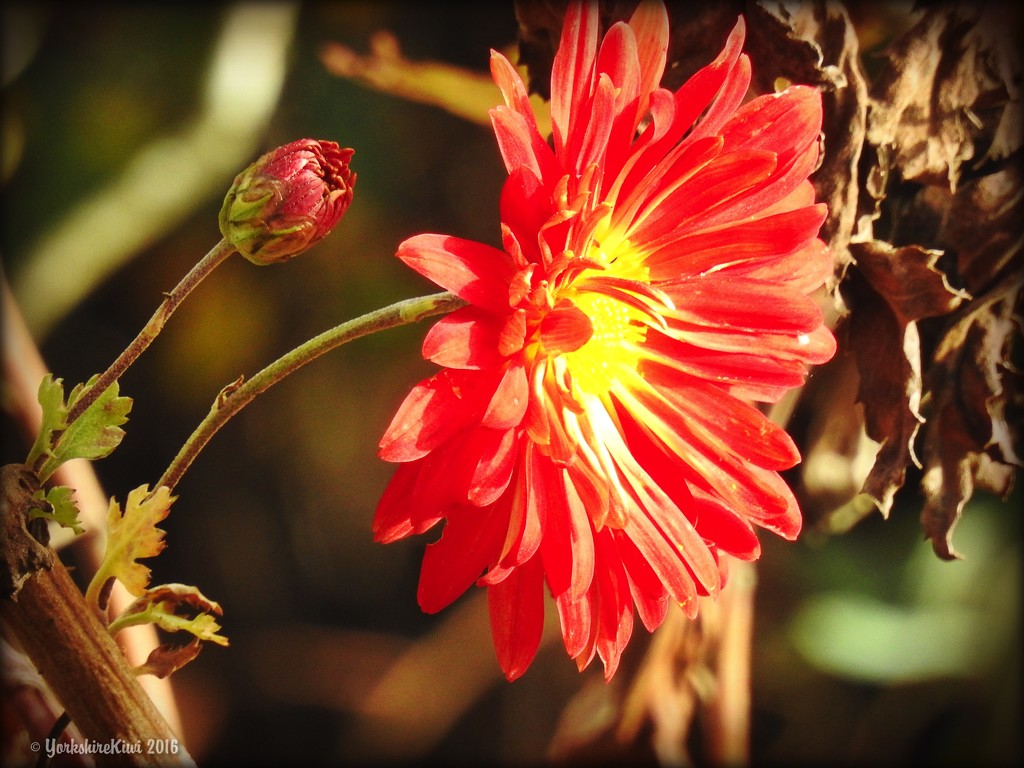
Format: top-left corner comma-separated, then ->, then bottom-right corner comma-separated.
219,139 -> 355,265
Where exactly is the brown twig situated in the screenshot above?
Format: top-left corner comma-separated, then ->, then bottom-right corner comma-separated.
1,465 -> 193,767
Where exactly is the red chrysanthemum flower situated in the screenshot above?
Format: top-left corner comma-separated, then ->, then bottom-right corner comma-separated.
375,0 -> 836,681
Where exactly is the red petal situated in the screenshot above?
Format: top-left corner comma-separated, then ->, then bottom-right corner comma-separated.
373,462 -> 421,543
645,204 -> 827,279
498,309 -> 528,357
694,136 -> 822,232
665,312 -> 836,367
628,150 -> 777,244
500,168 -> 549,263
741,465 -> 803,539
480,443 -> 545,583
417,501 -> 509,614
422,306 -> 505,369
553,586 -> 594,660
686,51 -> 751,142
617,498 -> 699,612
481,359 -> 528,429
642,369 -> 801,470
722,84 -> 823,155
540,465 -> 595,601
725,234 -> 834,295
689,492 -> 761,560
469,428 -> 518,507
626,0 -> 669,130
539,301 -> 594,355
616,530 -> 670,632
592,405 -> 721,599
615,384 -> 796,527
385,438 -> 473,532
612,136 -> 723,235
490,107 -> 550,182
397,234 -> 515,314
661,275 -> 825,335
488,555 -> 546,681
550,0 -> 598,158
593,532 -> 634,680
595,22 -> 642,180
615,17 -> 744,198
575,72 -> 616,174
641,332 -> 811,395
671,321 -> 836,368
378,369 -> 493,462
488,52 -> 556,180
490,50 -> 535,122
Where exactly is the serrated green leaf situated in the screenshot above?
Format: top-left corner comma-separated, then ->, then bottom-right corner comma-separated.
39,378 -> 132,480
27,485 -> 84,535
25,375 -> 69,469
85,485 -> 173,609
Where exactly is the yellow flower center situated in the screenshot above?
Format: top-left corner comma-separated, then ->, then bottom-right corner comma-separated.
562,237 -> 650,397
564,293 -> 647,396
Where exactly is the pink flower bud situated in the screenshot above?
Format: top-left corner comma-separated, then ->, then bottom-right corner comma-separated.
219,139 -> 355,265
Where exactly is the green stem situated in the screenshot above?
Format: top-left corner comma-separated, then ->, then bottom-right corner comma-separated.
106,607 -> 158,638
155,291 -> 465,492
63,239 -> 237,428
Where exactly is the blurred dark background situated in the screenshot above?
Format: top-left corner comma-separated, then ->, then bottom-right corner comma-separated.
2,2 -> 1019,766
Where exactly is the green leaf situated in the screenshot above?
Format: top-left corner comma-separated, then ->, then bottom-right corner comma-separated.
109,583 -> 229,647
85,485 -> 173,610
27,485 -> 84,535
24,375 -> 70,469
150,609 -> 229,647
39,377 -> 132,481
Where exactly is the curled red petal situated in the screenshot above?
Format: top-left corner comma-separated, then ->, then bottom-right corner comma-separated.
539,301 -> 594,355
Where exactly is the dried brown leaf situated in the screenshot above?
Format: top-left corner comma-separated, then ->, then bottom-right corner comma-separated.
919,285 -> 1022,558
834,1 -> 1021,552
866,4 -> 1019,191
135,638 -> 203,679
841,265 -> 922,517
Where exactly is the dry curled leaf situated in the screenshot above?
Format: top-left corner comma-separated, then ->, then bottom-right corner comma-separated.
135,638 -> 204,679
919,286 -> 1022,558
866,2 -> 1021,190
835,2 -> 1022,554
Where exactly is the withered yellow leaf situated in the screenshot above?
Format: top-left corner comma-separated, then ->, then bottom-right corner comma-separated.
85,485 -> 174,609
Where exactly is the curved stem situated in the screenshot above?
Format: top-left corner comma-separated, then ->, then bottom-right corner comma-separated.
62,239 -> 237,428
155,291 -> 465,492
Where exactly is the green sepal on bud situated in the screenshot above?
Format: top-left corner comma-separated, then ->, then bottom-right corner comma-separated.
219,138 -> 355,265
